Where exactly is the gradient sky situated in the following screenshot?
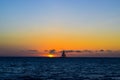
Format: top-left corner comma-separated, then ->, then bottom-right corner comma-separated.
0,0 -> 120,57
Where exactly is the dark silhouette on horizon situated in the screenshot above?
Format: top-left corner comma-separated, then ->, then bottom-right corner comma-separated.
61,50 -> 66,57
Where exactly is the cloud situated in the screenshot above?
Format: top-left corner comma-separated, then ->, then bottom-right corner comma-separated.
64,50 -> 82,53
65,50 -> 74,53
106,50 -> 112,53
95,50 -> 113,54
49,49 -> 56,54
21,50 -> 39,54
99,49 -> 104,52
44,50 -> 48,52
75,50 -> 82,53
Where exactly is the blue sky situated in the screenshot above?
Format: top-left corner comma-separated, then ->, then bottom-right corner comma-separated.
1,0 -> 120,32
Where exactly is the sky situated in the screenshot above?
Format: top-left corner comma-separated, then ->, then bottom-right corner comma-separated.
0,0 -> 120,57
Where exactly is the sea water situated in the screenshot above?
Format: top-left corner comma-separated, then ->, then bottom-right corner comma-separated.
0,57 -> 120,80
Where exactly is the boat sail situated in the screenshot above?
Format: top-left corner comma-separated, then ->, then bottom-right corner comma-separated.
61,50 -> 66,57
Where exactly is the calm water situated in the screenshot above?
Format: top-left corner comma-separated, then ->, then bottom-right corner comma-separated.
0,57 -> 120,80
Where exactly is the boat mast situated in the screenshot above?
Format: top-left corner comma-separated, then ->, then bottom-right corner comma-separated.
61,50 -> 66,57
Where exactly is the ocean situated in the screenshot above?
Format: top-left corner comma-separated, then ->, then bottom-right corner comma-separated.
0,57 -> 120,80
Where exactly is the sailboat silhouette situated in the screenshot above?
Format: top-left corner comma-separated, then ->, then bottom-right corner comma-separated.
61,50 -> 66,57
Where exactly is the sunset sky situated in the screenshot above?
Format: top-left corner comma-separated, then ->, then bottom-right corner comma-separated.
0,0 -> 120,57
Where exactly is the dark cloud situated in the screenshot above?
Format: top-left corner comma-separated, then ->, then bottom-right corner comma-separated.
106,50 -> 112,53
83,50 -> 92,53
49,49 -> 56,54
75,50 -> 81,53
96,50 -> 113,53
0,47 -> 39,56
100,49 -> 104,52
45,50 -> 82,54
65,50 -> 74,53
44,49 -> 58,54
65,50 -> 82,53
58,50 -> 82,53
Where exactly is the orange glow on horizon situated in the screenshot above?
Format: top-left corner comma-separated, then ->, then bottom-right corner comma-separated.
48,54 -> 54,58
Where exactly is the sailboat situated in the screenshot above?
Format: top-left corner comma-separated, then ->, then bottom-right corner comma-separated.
61,50 -> 66,57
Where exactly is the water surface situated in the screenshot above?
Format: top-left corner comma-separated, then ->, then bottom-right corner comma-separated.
0,57 -> 120,80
